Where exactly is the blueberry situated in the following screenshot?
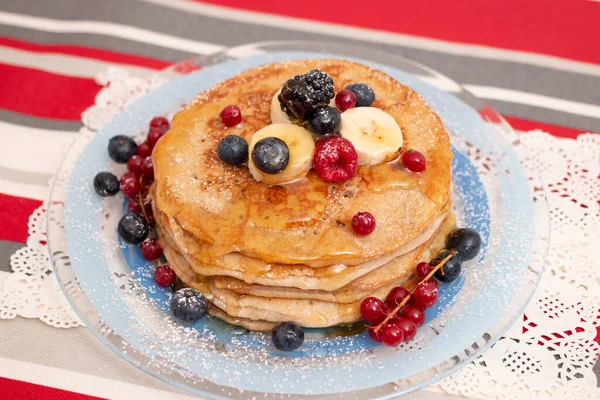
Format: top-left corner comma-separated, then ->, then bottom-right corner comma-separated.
252,137 -> 289,174
431,249 -> 462,283
272,321 -> 304,351
446,228 -> 482,261
306,106 -> 341,136
170,288 -> 208,322
217,135 -> 248,166
93,172 -> 120,197
117,213 -> 149,244
345,83 -> 375,107
108,135 -> 137,163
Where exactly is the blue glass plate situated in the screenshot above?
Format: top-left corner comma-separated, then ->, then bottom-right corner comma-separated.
48,44 -> 548,399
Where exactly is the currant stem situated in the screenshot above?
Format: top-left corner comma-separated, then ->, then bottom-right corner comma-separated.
372,251 -> 456,333
138,176 -> 150,224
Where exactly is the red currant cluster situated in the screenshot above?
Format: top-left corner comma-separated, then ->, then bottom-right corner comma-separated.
360,252 -> 455,346
121,116 -> 177,288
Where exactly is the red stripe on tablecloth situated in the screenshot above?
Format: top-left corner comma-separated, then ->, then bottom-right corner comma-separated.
0,63 -> 100,120
0,193 -> 43,243
503,115 -> 588,139
196,0 -> 600,65
0,36 -> 170,70
0,377 -> 105,400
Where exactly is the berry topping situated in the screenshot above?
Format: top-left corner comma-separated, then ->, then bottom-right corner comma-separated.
335,89 -> 357,112
147,128 -> 165,147
120,173 -> 141,198
108,135 -> 137,163
141,179 -> 153,195
412,281 -> 438,309
136,141 -> 153,158
170,288 -> 208,322
416,262 -> 432,279
345,83 -> 375,107
306,106 -> 341,136
313,136 -> 358,183
386,286 -> 409,306
217,135 -> 249,166
93,172 -> 120,197
446,228 -> 482,261
394,318 -> 417,342
272,321 -> 305,351
402,150 -> 426,172
127,155 -> 144,175
118,213 -> 149,244
150,116 -> 169,131
251,137 -> 290,174
141,157 -> 154,179
380,323 -> 404,347
368,326 -> 382,342
220,105 -> 242,127
154,265 -> 176,287
278,69 -> 335,122
360,297 -> 387,324
432,249 -> 462,282
140,238 -> 163,261
126,197 -> 142,213
400,304 -> 426,327
352,211 -> 376,236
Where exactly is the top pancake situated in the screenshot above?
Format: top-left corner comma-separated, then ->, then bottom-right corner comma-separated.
152,59 -> 452,265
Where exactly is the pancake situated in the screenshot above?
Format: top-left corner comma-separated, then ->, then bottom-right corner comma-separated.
155,199 -> 451,291
152,59 -> 452,266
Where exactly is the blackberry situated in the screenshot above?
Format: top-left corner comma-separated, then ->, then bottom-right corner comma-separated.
278,69 -> 335,123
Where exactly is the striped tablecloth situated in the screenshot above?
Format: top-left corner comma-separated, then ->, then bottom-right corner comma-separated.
0,1 -> 599,399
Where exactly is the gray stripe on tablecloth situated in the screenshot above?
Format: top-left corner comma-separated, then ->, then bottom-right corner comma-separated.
0,240 -> 23,273
487,100 -> 600,132
0,109 -> 82,131
3,0 -> 600,110
0,165 -> 54,186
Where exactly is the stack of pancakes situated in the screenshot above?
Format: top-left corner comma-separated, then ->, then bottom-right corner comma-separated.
151,59 -> 454,331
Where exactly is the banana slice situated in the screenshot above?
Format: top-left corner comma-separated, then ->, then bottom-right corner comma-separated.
270,89 -> 337,125
270,91 -> 292,124
248,124 -> 315,184
340,107 -> 403,166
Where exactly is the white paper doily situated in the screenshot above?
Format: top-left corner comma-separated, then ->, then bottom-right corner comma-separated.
1,67 -> 598,398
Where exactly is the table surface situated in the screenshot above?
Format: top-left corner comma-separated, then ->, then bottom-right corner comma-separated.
0,0 -> 599,399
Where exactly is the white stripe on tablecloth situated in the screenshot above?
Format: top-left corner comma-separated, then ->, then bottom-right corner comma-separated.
0,10 -> 225,55
0,44 -> 157,79
464,85 -> 600,120
0,357 -> 201,400
0,121 -> 74,176
140,0 -> 600,78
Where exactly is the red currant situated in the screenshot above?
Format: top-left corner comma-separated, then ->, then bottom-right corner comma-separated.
120,173 -> 140,198
412,281 -> 438,308
400,304 -> 426,327
352,211 -> 376,236
380,324 -> 404,347
126,155 -> 144,175
416,262 -> 432,278
141,157 -> 154,179
146,213 -> 156,228
147,128 -> 165,147
360,297 -> 387,324
402,150 -> 426,172
136,141 -> 153,157
335,89 -> 357,112
154,265 -> 176,287
394,318 -> 417,342
141,179 -> 153,196
220,105 -> 242,127
139,238 -> 163,261
386,286 -> 409,306
150,116 -> 169,130
126,197 -> 142,213
368,327 -> 382,343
